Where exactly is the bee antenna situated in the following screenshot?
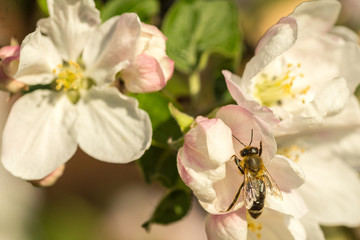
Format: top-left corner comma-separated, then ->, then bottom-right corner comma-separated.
232,135 -> 246,147
248,129 -> 253,146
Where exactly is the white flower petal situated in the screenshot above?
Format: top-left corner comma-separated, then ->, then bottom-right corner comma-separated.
268,155 -> 305,191
205,209 -> 247,240
266,190 -> 308,219
242,17 -> 297,88
278,130 -> 360,226
300,214 -> 325,240
323,96 -> 360,129
75,87 -> 152,163
1,90 -> 77,180
46,0 -> 96,16
15,28 -> 61,85
38,0 -> 100,61
249,209 -> 306,240
297,142 -> 360,226
290,0 -> 340,34
301,77 -> 350,118
83,13 -> 141,86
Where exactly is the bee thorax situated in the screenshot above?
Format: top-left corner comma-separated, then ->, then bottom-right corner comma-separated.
245,156 -> 262,172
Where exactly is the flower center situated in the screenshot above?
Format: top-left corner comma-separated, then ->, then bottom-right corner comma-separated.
53,60 -> 84,91
52,60 -> 94,104
277,145 -> 304,162
252,63 -> 310,107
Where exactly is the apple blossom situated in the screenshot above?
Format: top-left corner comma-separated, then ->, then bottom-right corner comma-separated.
224,65 -> 360,230
1,0 -> 173,180
177,105 -> 308,239
233,0 -> 360,134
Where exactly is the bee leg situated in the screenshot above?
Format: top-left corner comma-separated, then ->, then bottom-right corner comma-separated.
232,155 -> 244,174
221,181 -> 244,212
259,141 -> 263,156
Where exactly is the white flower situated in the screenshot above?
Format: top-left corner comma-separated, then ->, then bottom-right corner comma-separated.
233,0 -> 360,134
0,0 -> 175,180
177,105 -> 307,240
224,65 -> 360,234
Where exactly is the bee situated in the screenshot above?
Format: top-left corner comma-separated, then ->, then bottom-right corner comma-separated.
222,129 -> 282,219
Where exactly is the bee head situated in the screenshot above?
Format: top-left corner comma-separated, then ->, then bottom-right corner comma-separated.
240,146 -> 259,157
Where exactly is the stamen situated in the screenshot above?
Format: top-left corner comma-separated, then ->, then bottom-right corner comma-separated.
53,61 -> 84,91
278,145 -> 305,162
247,213 -> 263,239
253,62 -> 310,107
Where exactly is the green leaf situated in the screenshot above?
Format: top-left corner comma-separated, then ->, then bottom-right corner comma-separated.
142,188 -> 192,231
130,91 -> 182,145
168,103 -> 194,133
137,146 -> 179,187
162,0 -> 241,73
101,0 -> 159,23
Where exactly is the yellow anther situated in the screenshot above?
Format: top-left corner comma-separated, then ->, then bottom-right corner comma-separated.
53,60 -> 84,92
278,145 -> 304,162
253,62 -> 310,107
300,85 -> 310,95
247,213 -> 263,239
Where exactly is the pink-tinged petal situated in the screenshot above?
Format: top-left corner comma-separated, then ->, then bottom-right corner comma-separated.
0,45 -> 19,59
290,0 -> 340,34
177,116 -> 238,213
177,149 -> 227,212
120,22 -> 174,93
222,70 -> 279,127
242,17 -> 297,87
1,90 -> 77,180
38,0 -> 100,61
75,87 -> 152,163
15,28 -> 62,85
266,190 -> 308,219
216,105 -> 277,165
268,155 -> 305,191
122,53 -> 167,93
138,23 -> 174,80
83,14 -> 141,86
205,208 -> 247,240
30,164 -> 65,187
183,116 -> 235,170
249,209 -> 306,240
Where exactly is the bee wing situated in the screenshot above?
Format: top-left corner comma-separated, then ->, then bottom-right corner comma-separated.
244,168 -> 266,210
263,167 -> 283,200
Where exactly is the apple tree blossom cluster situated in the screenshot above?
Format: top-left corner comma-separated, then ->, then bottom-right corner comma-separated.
176,0 -> 360,239
0,0 -> 359,239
